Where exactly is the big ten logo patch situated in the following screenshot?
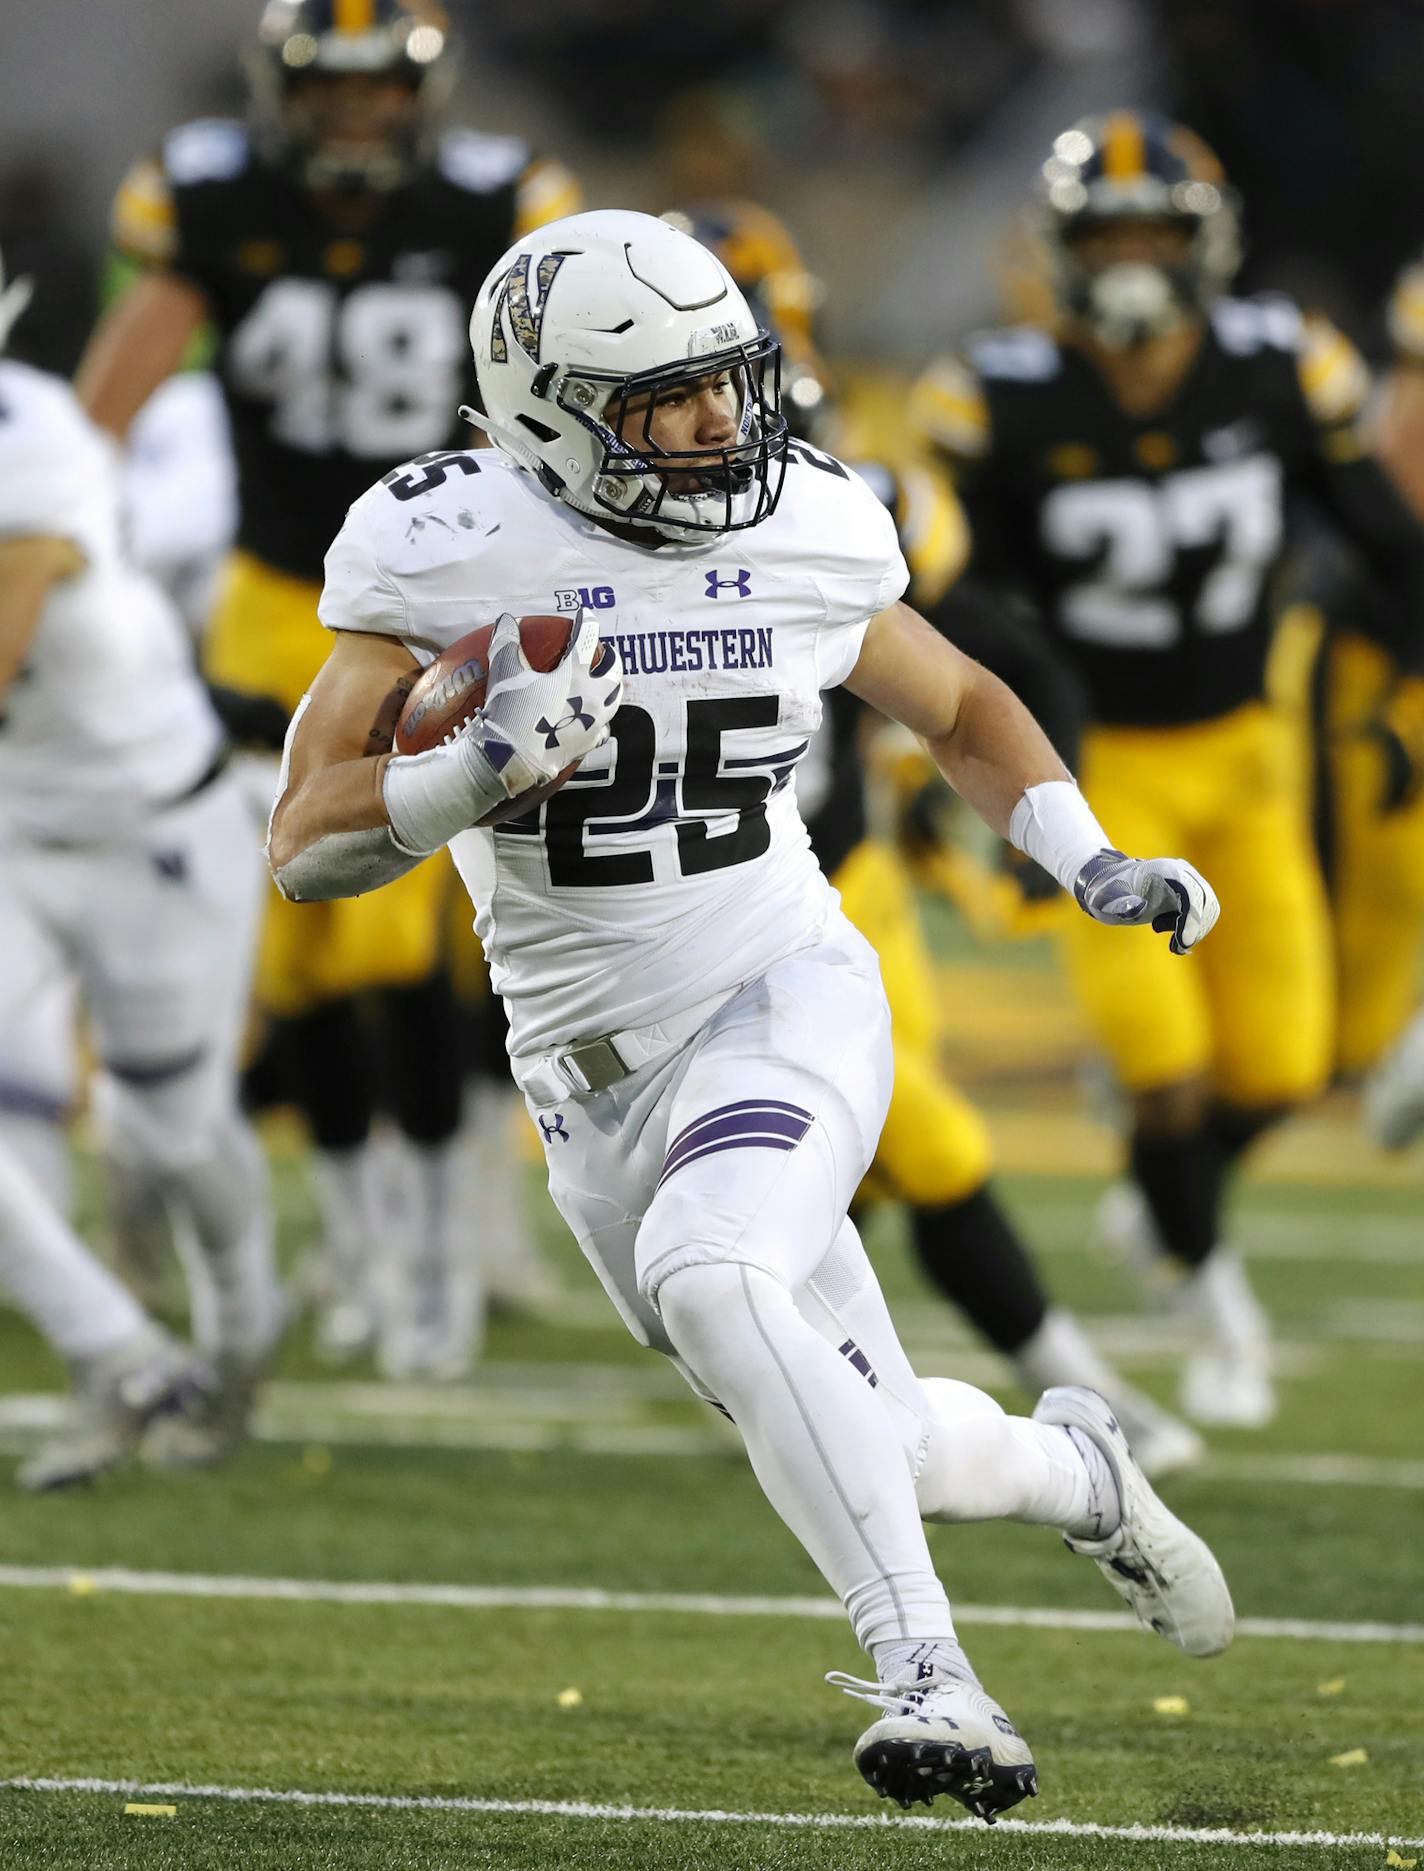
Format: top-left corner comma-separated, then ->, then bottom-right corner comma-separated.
555,585 -> 616,612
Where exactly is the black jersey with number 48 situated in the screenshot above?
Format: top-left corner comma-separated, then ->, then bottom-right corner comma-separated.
915,295 -> 1424,725
112,118 -> 577,582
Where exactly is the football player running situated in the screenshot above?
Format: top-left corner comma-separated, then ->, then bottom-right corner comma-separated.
1356,251 -> 1424,1147
270,209 -> 1232,1819
913,112 -> 1424,1429
670,200 -> 1200,1477
75,0 -> 580,1378
0,257 -> 283,1487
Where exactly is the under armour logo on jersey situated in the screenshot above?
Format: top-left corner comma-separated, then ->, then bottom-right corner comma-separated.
705,569 -> 752,600
536,697 -> 594,749
489,249 -> 574,365
539,1113 -> 569,1143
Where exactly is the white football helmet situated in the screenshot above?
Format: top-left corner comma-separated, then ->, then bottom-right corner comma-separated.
466,209 -> 788,540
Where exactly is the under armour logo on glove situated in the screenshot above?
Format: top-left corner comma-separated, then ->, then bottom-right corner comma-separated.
539,1113 -> 569,1143
535,697 -> 595,749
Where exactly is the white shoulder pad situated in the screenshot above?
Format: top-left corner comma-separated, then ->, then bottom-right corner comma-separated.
0,362 -> 109,547
319,483 -> 410,643
163,119 -> 252,187
320,451 -> 523,650
967,326 -> 1061,383
437,128 -> 530,196
778,443 -> 909,685
1210,294 -> 1304,357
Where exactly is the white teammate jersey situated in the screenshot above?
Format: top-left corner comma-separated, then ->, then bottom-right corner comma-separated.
122,371 -> 237,637
321,443 -> 908,1060
0,361 -> 222,839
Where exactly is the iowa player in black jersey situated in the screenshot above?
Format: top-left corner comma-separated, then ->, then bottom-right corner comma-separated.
76,0 -> 580,1377
914,112 -> 1424,1429
1337,251 -> 1424,1138
675,201 -> 1200,1474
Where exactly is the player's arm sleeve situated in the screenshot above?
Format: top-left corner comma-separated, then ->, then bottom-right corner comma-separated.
513,156 -> 582,238
1295,316 -> 1424,671
814,478 -> 911,689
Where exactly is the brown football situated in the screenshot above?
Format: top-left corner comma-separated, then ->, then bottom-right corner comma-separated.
394,616 -> 593,828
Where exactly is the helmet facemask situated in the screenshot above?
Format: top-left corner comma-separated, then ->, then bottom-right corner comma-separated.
1037,117 -> 1242,349
556,336 -> 788,537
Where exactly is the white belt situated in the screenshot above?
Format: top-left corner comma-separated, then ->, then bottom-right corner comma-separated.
515,985 -> 740,1106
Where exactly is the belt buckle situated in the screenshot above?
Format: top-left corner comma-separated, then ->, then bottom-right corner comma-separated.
561,1035 -> 628,1094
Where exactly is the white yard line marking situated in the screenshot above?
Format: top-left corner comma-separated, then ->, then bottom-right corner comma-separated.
0,1566 -> 1417,1645
1011,1207 -> 1424,1267
1210,1453 -> 1424,1489
4,1775 -> 1421,1852
1,1389 -> 1422,1483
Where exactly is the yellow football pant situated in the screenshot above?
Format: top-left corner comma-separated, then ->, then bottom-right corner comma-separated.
205,550 -> 448,1017
1322,632 -> 1424,1075
1064,702 -> 1332,1105
833,838 -> 993,1206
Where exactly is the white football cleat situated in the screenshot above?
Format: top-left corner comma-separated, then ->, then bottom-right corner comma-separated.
16,1325 -> 212,1492
1179,1347 -> 1276,1429
1177,1252 -> 1276,1428
827,1670 -> 1038,1823
377,1257 -> 484,1382
1365,1009 -> 1424,1151
1093,1182 -> 1185,1310
145,1293 -> 290,1471
1033,1385 -> 1234,1658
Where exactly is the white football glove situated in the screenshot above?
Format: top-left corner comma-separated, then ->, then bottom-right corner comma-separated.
1073,850 -> 1220,956
474,610 -> 622,797
384,612 -> 622,855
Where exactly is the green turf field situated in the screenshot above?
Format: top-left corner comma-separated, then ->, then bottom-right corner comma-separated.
1,1115 -> 1421,1868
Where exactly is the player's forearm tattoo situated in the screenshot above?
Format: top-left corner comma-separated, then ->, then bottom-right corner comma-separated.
366,671 -> 417,756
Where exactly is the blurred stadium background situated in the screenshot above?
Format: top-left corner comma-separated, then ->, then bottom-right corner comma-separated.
1,4 -> 1422,1868
11,0 -> 1424,372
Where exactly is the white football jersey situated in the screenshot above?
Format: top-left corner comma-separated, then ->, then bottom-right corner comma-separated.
0,361 -> 222,839
122,371 -> 237,636
321,444 -> 908,1060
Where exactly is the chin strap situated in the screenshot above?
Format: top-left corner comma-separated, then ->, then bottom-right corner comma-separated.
458,401 -> 524,452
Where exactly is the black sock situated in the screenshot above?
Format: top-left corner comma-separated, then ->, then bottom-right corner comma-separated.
375,972 -> 464,1147
910,1184 -> 1049,1355
240,1021 -> 291,1115
1207,1100 -> 1282,1172
1128,1128 -> 1223,1269
285,999 -> 373,1153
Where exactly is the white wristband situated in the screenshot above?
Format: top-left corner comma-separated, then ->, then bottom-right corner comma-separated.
1008,779 -> 1114,893
382,737 -> 504,856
